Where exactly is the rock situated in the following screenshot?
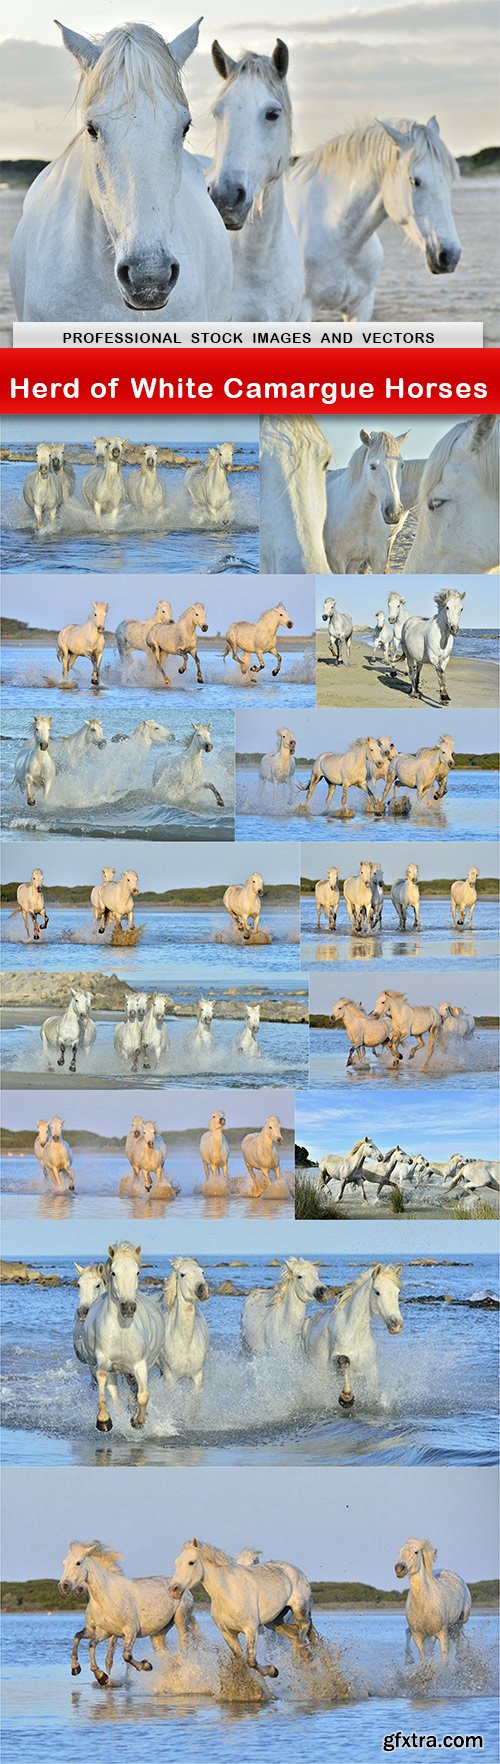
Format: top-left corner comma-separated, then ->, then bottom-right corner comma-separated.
0,1260 -> 60,1285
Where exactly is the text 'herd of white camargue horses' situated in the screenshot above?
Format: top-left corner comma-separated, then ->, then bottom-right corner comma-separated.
10,23 -> 464,324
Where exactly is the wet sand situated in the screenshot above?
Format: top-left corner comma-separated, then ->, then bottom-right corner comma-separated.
316,632 -> 499,709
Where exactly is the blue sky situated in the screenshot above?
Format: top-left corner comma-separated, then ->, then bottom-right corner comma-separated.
236,706 -> 498,755
318,413 -> 474,466
310,966 -> 499,1014
2,573 -> 314,634
2,838 -> 300,890
2,1465 -> 498,1582
315,576 -> 499,631
300,839 -> 499,883
296,1087 -> 500,1163
3,416 -> 258,443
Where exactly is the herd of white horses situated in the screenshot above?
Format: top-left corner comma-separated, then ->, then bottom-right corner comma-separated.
10,22 -> 465,324
70,1245 -> 405,1430
330,990 -> 476,1071
34,1110 -> 289,1199
313,1137 -> 499,1209
322,586 -> 468,704
15,863 -> 271,946
14,714 -> 226,814
257,729 -> 457,816
50,596 -> 296,688
37,987 -> 266,1075
57,1528 -> 472,1686
260,415 -> 499,575
311,862 -> 480,934
21,438 -> 237,533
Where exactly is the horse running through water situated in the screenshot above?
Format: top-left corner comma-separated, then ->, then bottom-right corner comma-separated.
451,868 -> 479,928
41,987 -> 96,1074
395,1539 -> 471,1663
223,872 -> 264,939
330,997 -> 397,1067
50,444 -> 75,500
286,116 -> 460,320
126,445 -> 166,519
93,869 -> 139,935
115,601 -> 174,659
15,715 -> 55,807
59,1540 -> 197,1685
260,418 -> 332,572
78,1242 -> 165,1431
162,1258 -> 210,1392
304,1263 -> 403,1395
186,446 -> 234,519
403,417 -> 499,573
16,868 -> 49,940
23,445 -> 63,530
57,603 -> 109,687
382,736 -> 455,804
300,736 -> 395,815
170,1539 -> 316,1677
224,604 -> 294,677
209,41 -> 305,321
82,438 -> 125,523
9,22 -> 232,321
35,1117 -> 74,1190
241,1116 -> 283,1189
146,605 -> 209,685
373,989 -> 441,1069
200,1111 -> 229,1189
238,1003 -> 261,1057
315,868 -> 340,928
153,723 -> 225,809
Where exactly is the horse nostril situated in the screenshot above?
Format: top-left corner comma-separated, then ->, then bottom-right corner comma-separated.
167,260 -> 180,289
235,185 -> 246,206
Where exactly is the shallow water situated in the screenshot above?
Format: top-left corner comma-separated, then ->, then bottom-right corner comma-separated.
0,1147 -> 294,1223
0,450 -> 259,574
1,1252 -> 498,1466
309,1028 -> 499,1091
236,767 -> 498,843
2,1610 -> 498,1764
300,895 -> 500,972
1,903 -> 300,978
0,643 -> 315,711
0,1011 -> 309,1091
1,702 -> 235,841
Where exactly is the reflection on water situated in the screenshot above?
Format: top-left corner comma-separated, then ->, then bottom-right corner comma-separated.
0,1148 -> 294,1222
0,1013 -> 308,1091
300,895 -> 499,971
1,904 -> 300,978
236,768 -> 499,844
310,1027 -> 499,1091
2,1610 -> 499,1763
0,644 -> 315,711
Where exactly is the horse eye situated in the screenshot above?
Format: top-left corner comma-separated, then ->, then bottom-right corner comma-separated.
182,119 -> 191,139
87,122 -> 99,141
428,496 -> 446,511
265,109 -> 281,122
412,176 -> 422,188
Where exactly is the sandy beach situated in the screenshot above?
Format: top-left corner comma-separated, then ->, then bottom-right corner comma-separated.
316,632 -> 499,709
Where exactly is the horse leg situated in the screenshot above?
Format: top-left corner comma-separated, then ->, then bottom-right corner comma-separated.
19,907 -> 31,938
130,1359 -> 149,1429
90,649 -> 101,687
325,782 -> 337,811
71,1626 -> 87,1675
436,1628 -> 449,1664
193,647 -> 204,685
408,1033 -> 425,1061
437,665 -> 450,705
26,771 -> 36,808
104,1636 -> 118,1677
422,1024 -> 438,1071
203,782 -> 225,808
69,1042 -> 78,1074
337,1354 -> 354,1407
122,1632 -> 153,1673
89,1640 -> 109,1686
96,1368 -> 113,1433
98,908 -> 109,935
244,1628 -> 279,1679
405,1624 -> 415,1664
57,1040 -> 66,1068
271,649 -> 282,677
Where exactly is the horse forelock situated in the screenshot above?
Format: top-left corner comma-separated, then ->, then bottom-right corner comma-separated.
295,118 -> 458,187
217,53 -> 292,138
79,24 -> 188,113
419,417 -> 499,504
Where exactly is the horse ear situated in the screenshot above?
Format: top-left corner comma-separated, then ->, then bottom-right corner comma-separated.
55,21 -> 101,70
393,1263 -> 403,1279
272,39 -> 289,79
426,115 -> 440,137
359,429 -> 372,447
395,431 -> 411,445
211,39 -> 236,80
74,1263 -> 84,1274
108,1245 -> 115,1259
98,1264 -> 105,1276
467,415 -> 497,453
168,19 -> 202,69
378,120 -> 412,152
192,1537 -> 199,1547
134,1246 -> 141,1260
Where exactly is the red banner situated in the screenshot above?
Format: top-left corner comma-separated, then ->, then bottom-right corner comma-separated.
1,347 -> 499,415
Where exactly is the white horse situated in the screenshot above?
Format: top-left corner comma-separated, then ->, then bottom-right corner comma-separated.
223,872 -> 264,939
16,868 -> 49,941
79,1242 -> 164,1430
142,996 -> 170,1069
330,996 -> 397,1067
373,989 -> 441,1069
126,445 -> 166,519
343,861 -> 374,931
209,41 -> 305,321
451,868 -> 479,928
10,21 -> 232,321
318,1137 -> 389,1205
224,604 -> 293,678
301,736 -> 394,815
35,1117 -> 75,1190
382,736 -> 455,804
260,417 -> 332,573
146,604 -> 209,686
90,866 -> 116,923
401,590 -> 466,703
286,116 -> 460,320
53,718 -> 106,771
59,1540 -> 197,1685
57,602 -> 109,687
304,1264 -> 403,1394
241,1116 -> 283,1189
114,993 -> 148,1073
186,445 -> 234,519
115,601 -> 174,659
126,1119 -> 174,1195
321,596 -> 353,664
395,1539 -> 471,1663
41,986 -> 96,1073
153,723 -> 225,809
391,864 -> 421,930
438,1001 -> 475,1039
403,417 -> 499,574
94,869 -> 139,935
23,445 -> 63,531
242,1256 -> 326,1354
315,868 -> 340,929
83,438 -> 125,523
371,592 -> 407,664
238,1003 -> 261,1057
170,1539 -> 316,1677
50,444 -> 75,500
200,1111 -> 229,1189
162,1258 -> 210,1392
74,1263 -> 106,1366
324,430 -> 411,575
189,997 -> 214,1052
15,714 -> 55,806
259,727 -> 297,790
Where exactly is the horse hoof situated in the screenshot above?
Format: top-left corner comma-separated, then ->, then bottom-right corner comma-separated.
268,1665 -> 279,1678
130,1416 -> 144,1429
339,1392 -> 355,1408
142,1661 -> 153,1671
96,1417 -> 113,1433
71,1664 -> 81,1676
96,1672 -> 109,1687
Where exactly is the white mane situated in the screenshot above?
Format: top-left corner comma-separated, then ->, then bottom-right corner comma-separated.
419,417 -> 499,503
71,1539 -> 124,1572
78,24 -> 188,112
294,118 -> 458,188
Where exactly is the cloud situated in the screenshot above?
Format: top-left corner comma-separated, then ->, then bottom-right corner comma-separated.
230,0 -> 497,40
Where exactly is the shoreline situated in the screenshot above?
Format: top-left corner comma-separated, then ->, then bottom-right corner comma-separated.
316,634 -> 499,710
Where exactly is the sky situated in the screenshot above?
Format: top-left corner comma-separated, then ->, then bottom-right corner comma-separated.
1,1 -> 497,159
2,1464 -> 498,1582
315,576 -> 500,631
1,1084 -> 294,1135
2,573 -> 314,634
2,837 -> 300,889
310,965 -> 498,1013
236,705 -> 498,754
300,839 -> 499,883
3,415 -> 258,443
318,413 -> 476,465
296,1086 -> 500,1162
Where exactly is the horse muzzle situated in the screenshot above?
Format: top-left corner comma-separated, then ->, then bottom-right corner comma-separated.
169,1582 -> 183,1599
388,1320 -> 403,1334
201,623 -> 209,632
59,1580 -> 72,1596
426,242 -> 461,275
77,1305 -> 89,1321
52,459 -> 62,472
116,253 -> 180,309
315,1285 -> 326,1302
394,1562 -> 407,1579
197,1283 -> 209,1301
383,505 -> 402,526
120,1301 -> 137,1318
209,178 -> 252,229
